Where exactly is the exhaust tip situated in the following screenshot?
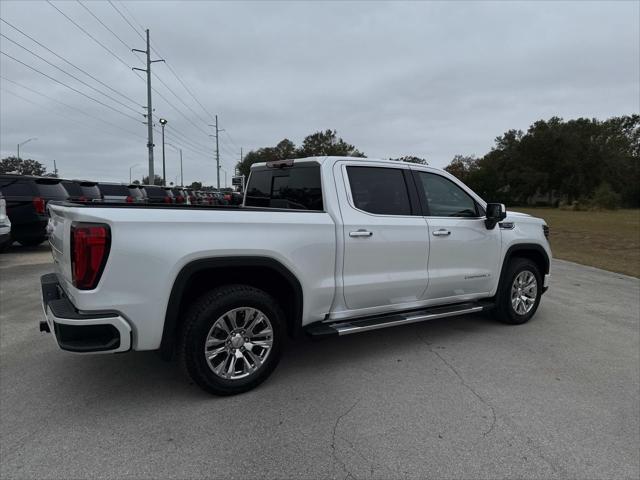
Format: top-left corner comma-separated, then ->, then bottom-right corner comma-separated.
39,321 -> 51,333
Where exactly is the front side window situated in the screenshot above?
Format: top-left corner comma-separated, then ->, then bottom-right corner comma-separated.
347,166 -> 411,216
417,172 -> 478,217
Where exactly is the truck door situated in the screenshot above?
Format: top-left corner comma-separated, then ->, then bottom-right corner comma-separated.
335,161 -> 429,311
411,169 -> 501,299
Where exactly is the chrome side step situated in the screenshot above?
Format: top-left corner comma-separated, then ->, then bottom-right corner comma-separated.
305,301 -> 491,337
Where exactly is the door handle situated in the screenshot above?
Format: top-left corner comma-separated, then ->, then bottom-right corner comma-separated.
349,229 -> 373,238
432,229 -> 451,237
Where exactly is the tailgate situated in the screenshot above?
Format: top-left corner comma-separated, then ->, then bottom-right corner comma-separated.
47,204 -> 71,284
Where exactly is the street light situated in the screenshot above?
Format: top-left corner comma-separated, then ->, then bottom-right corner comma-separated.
159,118 -> 167,185
166,142 -> 183,187
129,163 -> 140,184
17,137 -> 37,160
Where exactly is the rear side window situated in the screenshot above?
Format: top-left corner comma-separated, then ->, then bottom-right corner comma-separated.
98,184 -> 130,196
0,179 -> 35,196
346,166 -> 411,216
35,180 -> 68,199
80,184 -> 101,198
416,172 -> 479,217
128,187 -> 143,198
143,186 -> 166,198
61,181 -> 82,197
245,165 -> 323,210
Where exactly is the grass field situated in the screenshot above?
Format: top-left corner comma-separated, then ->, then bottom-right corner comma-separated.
513,208 -> 640,277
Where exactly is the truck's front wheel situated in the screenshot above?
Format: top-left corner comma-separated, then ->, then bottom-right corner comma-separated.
179,285 -> 285,395
495,258 -> 542,325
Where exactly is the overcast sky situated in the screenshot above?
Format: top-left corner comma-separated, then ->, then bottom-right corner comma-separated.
1,1 -> 638,185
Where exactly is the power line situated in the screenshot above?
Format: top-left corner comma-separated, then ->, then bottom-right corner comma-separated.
0,50 -> 143,124
0,75 -> 145,141
46,0 -> 141,76
108,0 -> 216,123
76,1 -> 131,52
151,71 -> 211,126
112,0 -> 145,37
0,18 -> 141,107
1,86 -> 144,144
0,33 -> 141,115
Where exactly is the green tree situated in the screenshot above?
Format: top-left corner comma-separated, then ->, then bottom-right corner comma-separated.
236,130 -> 366,178
445,115 -> 639,207
444,155 -> 477,182
296,129 -> 365,158
0,156 -> 47,176
189,181 -> 202,190
236,139 -> 297,178
142,174 -> 164,185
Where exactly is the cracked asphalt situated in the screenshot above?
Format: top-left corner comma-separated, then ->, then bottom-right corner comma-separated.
1,245 -> 639,479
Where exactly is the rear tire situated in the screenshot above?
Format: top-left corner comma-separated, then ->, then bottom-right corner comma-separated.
495,258 -> 542,325
179,284 -> 285,395
17,236 -> 46,247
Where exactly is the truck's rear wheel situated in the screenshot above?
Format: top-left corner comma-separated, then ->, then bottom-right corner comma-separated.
179,285 -> 285,395
495,258 -> 542,325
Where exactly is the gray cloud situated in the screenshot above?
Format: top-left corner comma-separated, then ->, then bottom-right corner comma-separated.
1,0 -> 638,184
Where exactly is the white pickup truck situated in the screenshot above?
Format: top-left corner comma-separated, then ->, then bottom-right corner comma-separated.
41,157 -> 551,395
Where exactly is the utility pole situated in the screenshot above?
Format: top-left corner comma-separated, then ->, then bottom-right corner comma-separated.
209,115 -> 223,189
179,148 -> 183,186
53,159 -> 58,176
133,29 -> 163,184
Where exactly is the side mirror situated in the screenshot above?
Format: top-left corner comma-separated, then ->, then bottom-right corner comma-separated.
485,203 -> 506,229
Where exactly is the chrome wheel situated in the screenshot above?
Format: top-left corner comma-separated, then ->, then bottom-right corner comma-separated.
204,307 -> 274,380
511,270 -> 538,315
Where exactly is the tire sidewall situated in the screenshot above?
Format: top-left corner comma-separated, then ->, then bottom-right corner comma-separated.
500,259 -> 542,324
183,286 -> 284,395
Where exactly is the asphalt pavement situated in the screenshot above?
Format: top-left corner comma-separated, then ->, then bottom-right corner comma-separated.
1,244 -> 638,479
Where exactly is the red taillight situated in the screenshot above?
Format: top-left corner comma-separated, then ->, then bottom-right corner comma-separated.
71,223 -> 111,290
79,196 -> 88,203
126,195 -> 134,203
189,195 -> 195,203
33,196 -> 45,214
164,196 -> 172,203
176,195 -> 184,204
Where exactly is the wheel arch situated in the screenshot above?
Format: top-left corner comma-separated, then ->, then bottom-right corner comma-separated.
159,256 -> 303,360
498,243 -> 550,294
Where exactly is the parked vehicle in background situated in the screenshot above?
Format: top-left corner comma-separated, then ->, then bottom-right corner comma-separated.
0,174 -> 67,246
185,189 -> 197,205
127,184 -> 146,203
192,190 -> 205,205
171,188 -> 186,204
142,185 -> 172,204
40,157 -> 551,395
158,187 -> 175,204
0,192 -> 11,252
230,192 -> 243,205
61,180 -> 102,203
210,190 -> 227,205
98,183 -> 134,203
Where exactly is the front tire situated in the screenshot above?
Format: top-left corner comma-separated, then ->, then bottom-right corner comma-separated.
179,285 -> 285,395
495,258 -> 542,325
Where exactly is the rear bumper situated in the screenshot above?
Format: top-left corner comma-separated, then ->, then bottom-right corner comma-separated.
40,273 -> 131,353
